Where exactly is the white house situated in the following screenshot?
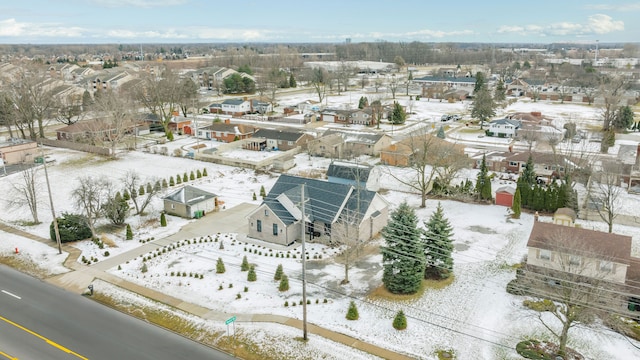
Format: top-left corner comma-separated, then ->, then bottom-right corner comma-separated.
488,118 -> 521,138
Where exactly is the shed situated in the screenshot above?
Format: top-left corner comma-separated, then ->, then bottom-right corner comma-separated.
163,185 -> 218,218
495,186 -> 516,207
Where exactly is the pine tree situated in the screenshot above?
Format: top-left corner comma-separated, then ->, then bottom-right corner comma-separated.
169,176 -> 175,186
183,173 -> 188,183
252,192 -> 257,201
196,169 -> 202,178
274,264 -> 283,280
278,274 -> 289,291
160,212 -> 167,227
123,189 -> 131,201
390,101 -> 407,124
162,179 -> 168,188
138,185 -> 145,196
512,187 -> 522,219
202,168 -> 208,177
393,310 -> 407,330
346,300 -> 359,320
422,202 -> 454,280
247,266 -> 257,282
190,171 -> 195,181
176,175 -> 182,184
241,255 -> 250,271
381,202 -> 425,294
481,176 -> 492,201
126,223 -> 133,240
260,185 -> 266,198
289,73 -> 296,88
475,154 -> 489,200
146,183 -> 153,193
216,257 -> 226,273
521,155 -> 536,186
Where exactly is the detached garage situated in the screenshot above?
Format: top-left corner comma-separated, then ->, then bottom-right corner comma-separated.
495,186 -> 516,207
163,185 -> 218,218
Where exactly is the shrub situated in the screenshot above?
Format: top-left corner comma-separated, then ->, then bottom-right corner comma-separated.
236,293 -> 241,299
346,301 -> 359,320
51,213 -> 92,243
393,310 -> 407,330
162,179 -> 168,188
141,263 -> 148,273
259,185 -> 266,197
244,286 -> 248,292
183,173 -> 188,183
241,255 -> 249,271
169,176 -> 175,186
279,274 -> 289,291
160,213 -> 167,227
104,251 -> 110,257
274,264 -> 283,280
196,169 -> 202,178
202,168 -> 208,177
190,171 -> 195,181
284,301 -> 289,307
247,266 -> 257,282
126,223 -> 133,240
216,257 -> 226,273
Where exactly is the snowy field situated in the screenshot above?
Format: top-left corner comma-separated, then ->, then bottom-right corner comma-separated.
1,91 -> 640,359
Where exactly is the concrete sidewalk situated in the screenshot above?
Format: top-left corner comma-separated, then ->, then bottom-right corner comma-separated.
3,210 -> 414,360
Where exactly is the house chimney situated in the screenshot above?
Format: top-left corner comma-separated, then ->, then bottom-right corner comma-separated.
225,119 -> 230,124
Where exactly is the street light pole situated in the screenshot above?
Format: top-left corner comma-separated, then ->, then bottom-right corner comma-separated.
40,143 -> 62,254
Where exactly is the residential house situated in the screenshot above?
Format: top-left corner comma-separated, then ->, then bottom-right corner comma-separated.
503,152 -> 576,178
322,129 -> 392,158
326,161 -> 380,191
307,133 -> 345,159
524,211 -> 640,312
244,129 -> 314,151
0,138 -> 37,165
168,116 -> 192,135
350,108 -> 375,126
487,118 -> 521,138
209,98 -> 252,116
163,185 -> 218,219
379,141 -> 413,167
320,109 -> 353,124
246,174 -> 389,246
56,119 -> 132,142
197,122 -> 256,143
471,151 -> 511,172
296,99 -> 321,113
380,134 -> 466,168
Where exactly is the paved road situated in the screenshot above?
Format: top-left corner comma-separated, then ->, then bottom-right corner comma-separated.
0,265 -> 236,360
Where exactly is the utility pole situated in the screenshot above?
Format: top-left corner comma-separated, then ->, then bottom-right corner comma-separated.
300,184 -> 308,341
41,144 -> 62,254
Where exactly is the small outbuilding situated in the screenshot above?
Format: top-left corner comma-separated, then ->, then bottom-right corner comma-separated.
163,185 -> 218,219
495,186 -> 516,207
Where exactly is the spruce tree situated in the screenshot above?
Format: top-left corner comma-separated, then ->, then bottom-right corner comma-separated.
183,173 -> 188,183
289,73 -> 296,88
123,188 -> 131,201
169,176 -> 175,186
138,185 -> 145,196
216,257 -> 225,273
260,185 -> 266,198
380,202 -> 425,294
475,154 -> 488,198
393,310 -> 407,330
521,155 -> 536,186
278,274 -> 289,291
160,212 -> 167,227
481,175 -> 492,201
202,168 -> 208,177
247,266 -> 257,282
512,187 -> 522,219
346,300 -> 359,320
422,202 -> 454,280
126,223 -> 133,240
274,264 -> 283,280
196,169 -> 202,178
146,183 -> 153,193
162,179 -> 168,188
241,255 -> 250,271
176,175 -> 182,184
190,171 -> 195,181
252,192 -> 257,201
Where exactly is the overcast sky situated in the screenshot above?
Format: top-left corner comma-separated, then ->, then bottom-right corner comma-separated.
0,0 -> 637,44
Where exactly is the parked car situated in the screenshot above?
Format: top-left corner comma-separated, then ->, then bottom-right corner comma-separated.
441,114 -> 451,121
451,115 -> 462,121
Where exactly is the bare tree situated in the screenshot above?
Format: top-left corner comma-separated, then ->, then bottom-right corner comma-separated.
7,64 -> 56,140
587,161 -> 622,233
134,68 -> 182,138
431,142 -> 470,189
71,176 -> 111,236
54,91 -> 85,125
518,125 -> 541,152
331,208 -> 361,284
598,75 -> 627,131
122,170 -> 160,215
0,90 -> 16,138
386,131 -> 440,208
388,74 -> 399,99
9,165 -> 42,224
89,89 -> 135,158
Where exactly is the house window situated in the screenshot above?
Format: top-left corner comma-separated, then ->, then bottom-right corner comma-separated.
171,204 -> 175,209
256,220 -> 262,232
569,255 -> 581,266
539,249 -> 551,261
509,161 -> 518,167
288,141 -> 294,146
272,223 -> 278,236
599,261 -> 614,272
264,209 -> 268,216
324,223 -> 331,235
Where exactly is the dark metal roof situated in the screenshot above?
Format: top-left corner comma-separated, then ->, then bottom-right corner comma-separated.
253,128 -> 306,142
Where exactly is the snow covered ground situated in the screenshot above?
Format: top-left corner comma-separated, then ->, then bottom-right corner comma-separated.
1,91 -> 640,359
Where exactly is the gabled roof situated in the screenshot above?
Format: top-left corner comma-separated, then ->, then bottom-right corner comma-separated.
495,186 -> 516,195
505,151 -> 572,165
327,161 -> 372,182
489,118 -> 521,127
253,128 -> 307,142
222,98 -> 247,106
200,123 -> 256,134
527,221 -> 632,265
323,129 -> 387,144
262,174 -> 376,226
163,185 -> 217,205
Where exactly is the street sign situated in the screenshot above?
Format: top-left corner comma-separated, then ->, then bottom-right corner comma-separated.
225,316 -> 236,325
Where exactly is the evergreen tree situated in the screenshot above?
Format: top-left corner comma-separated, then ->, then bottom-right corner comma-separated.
346,300 -> 359,320
146,182 -> 153,193
241,255 -> 250,271
289,73 -> 296,88
162,179 -> 168,188
102,193 -> 129,225
422,203 -> 454,279
475,154 -> 488,198
473,71 -> 486,93
512,187 -> 522,219
260,185 -> 266,198
138,185 -> 145,196
123,188 -> 131,201
126,223 -> 133,240
176,175 -> 182,184
252,192 -> 257,201
202,168 -> 208,177
613,105 -> 634,130
278,274 -> 289,291
131,186 -> 137,199
470,87 -> 496,130
190,171 -> 195,181
393,310 -> 407,330
169,176 -> 175,186
167,130 -> 174,141
358,96 -> 368,109
381,202 -> 425,294
274,264 -> 283,280
437,125 -> 445,139
160,212 -> 167,227
494,79 -> 506,102
196,169 -> 202,178
390,101 -> 407,124
521,155 -> 536,186
183,173 -> 188,183
481,176 -> 492,201
247,265 -> 257,282
216,257 -> 225,273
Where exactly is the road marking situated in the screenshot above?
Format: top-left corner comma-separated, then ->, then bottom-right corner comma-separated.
0,314 -> 88,359
1,290 -> 21,300
0,350 -> 18,359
